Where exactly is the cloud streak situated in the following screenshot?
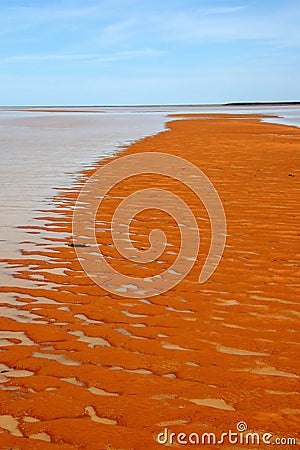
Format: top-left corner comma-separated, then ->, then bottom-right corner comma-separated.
203,6 -> 247,15
1,1 -> 299,47
2,49 -> 165,64
147,5 -> 300,46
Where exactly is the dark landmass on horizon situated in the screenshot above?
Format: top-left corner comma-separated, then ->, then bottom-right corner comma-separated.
223,101 -> 300,106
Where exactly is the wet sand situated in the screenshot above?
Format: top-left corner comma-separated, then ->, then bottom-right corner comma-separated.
0,114 -> 299,448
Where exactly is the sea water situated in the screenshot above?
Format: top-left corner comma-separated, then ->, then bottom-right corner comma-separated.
0,105 -> 299,284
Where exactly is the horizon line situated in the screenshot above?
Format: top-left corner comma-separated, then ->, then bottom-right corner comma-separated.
1,101 -> 300,108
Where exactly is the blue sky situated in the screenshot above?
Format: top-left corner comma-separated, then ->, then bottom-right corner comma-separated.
0,0 -> 299,105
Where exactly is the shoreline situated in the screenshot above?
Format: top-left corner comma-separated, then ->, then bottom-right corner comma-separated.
0,114 -> 299,448
2,105 -> 300,130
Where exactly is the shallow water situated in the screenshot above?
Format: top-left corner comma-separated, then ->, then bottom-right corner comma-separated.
0,112 -> 167,261
0,105 -> 299,286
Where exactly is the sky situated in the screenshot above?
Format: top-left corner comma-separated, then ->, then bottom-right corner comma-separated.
0,0 -> 299,105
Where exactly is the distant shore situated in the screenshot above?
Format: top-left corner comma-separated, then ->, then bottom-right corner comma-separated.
223,101 -> 300,106
1,101 -> 300,109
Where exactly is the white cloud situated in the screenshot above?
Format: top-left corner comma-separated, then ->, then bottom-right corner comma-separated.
147,4 -> 300,47
1,0 -> 299,48
203,6 -> 247,15
3,49 -> 164,64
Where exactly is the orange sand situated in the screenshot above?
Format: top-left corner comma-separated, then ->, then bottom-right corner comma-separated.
0,115 -> 299,449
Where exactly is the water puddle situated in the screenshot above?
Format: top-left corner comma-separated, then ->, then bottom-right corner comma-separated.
69,330 -> 111,347
188,398 -> 235,411
165,306 -> 194,313
0,331 -> 35,347
121,310 -> 148,318
88,386 -> 119,396
252,366 -> 299,378
0,363 -> 34,382
85,406 -> 117,425
115,328 -> 131,337
0,306 -> 47,324
217,346 -> 270,356
0,415 -> 23,437
74,313 -> 104,325
158,419 -> 187,426
109,365 -> 153,375
61,377 -> 85,387
162,343 -> 191,351
29,432 -> 51,442
33,351 -> 81,366
23,416 -> 40,423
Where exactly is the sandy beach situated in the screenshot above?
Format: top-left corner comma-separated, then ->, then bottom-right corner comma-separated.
0,114 -> 299,448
